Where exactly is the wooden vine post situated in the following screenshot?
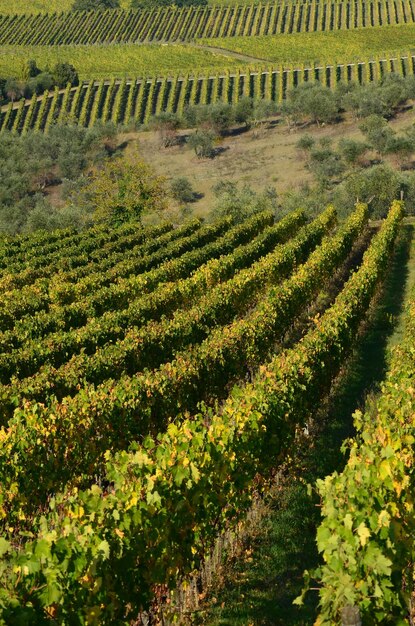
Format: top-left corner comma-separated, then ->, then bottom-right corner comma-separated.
341,605 -> 362,626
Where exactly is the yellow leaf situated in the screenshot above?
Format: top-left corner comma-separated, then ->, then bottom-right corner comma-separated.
357,522 -> 371,546
378,510 -> 390,528
379,460 -> 392,480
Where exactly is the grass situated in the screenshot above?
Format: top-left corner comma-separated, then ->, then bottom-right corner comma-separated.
0,43 -> 244,80
201,23 -> 415,65
197,223 -> 415,625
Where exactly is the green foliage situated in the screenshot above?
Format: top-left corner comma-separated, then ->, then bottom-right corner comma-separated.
0,211 -> 299,367
211,181 -> 279,224
51,62 -> 79,88
150,111 -> 181,147
296,134 -> 315,152
338,138 -> 368,165
0,125 -> 117,234
77,153 -> 168,226
334,164 -> 402,219
359,115 -> 394,153
341,74 -> 415,119
72,0 -> 119,9
234,97 -> 255,127
170,177 -> 197,203
283,83 -> 339,126
187,129 -> 216,158
4,78 -> 22,103
308,143 -> 345,187
306,201 -> 414,624
131,0 -> 206,8
0,201 -> 401,624
27,59 -> 40,78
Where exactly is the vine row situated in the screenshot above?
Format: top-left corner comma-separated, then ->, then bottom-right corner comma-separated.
0,200 -> 402,625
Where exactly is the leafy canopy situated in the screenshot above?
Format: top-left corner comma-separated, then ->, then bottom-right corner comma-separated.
81,152 -> 167,225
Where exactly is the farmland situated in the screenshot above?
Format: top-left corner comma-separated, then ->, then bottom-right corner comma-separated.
2,23 -> 415,81
0,43 -> 244,80
2,0 -> 415,622
1,0 -> 414,46
0,199 -> 409,625
2,49 -> 413,134
201,22 -> 415,64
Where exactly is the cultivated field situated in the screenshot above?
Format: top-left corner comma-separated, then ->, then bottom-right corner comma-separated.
2,0 -> 415,623
0,200 -> 407,624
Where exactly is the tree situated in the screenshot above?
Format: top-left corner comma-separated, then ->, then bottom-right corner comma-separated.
380,73 -> 410,112
187,129 -> 216,158
26,72 -> 54,97
384,135 -> 415,168
282,83 -> 339,126
338,138 -> 368,166
72,0 -> 119,9
5,79 -> 22,103
359,115 -> 394,154
252,99 -> 278,125
211,181 -> 278,223
333,164 -> 402,219
150,112 -> 181,147
80,153 -> 167,225
52,63 -> 79,88
208,102 -> 234,135
234,97 -> 254,128
308,144 -> 345,187
27,60 -> 41,78
340,77 -> 410,120
170,177 -> 196,203
296,134 -> 315,153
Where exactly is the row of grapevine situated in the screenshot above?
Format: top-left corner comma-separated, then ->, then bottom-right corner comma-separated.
0,201 -> 402,625
0,0 -> 414,45
1,51 -> 413,134
0,211 -> 302,355
0,220 -> 196,292
0,216 -> 158,274
0,219 -> 230,330
0,209 -> 324,397
0,222 -> 173,289
0,211 -> 274,366
0,205 -> 363,503
311,220 -> 415,623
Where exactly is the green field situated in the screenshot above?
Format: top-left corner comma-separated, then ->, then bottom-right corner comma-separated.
3,21 -> 415,82
201,23 -> 415,64
0,43 -> 244,80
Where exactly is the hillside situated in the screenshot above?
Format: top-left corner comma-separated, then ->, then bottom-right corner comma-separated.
0,199 -> 408,624
2,0 -> 415,623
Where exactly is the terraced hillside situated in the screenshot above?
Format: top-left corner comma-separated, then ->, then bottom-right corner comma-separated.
1,0 -> 415,133
2,49 -> 415,133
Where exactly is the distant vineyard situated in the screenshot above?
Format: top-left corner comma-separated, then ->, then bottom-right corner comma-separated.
0,199 -> 404,623
1,51 -> 413,134
1,0 -> 414,45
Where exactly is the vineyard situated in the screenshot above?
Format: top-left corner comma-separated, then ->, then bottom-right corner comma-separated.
1,49 -> 414,134
0,197 -> 412,624
3,0 -> 415,619
1,0 -> 415,46
2,0 -> 415,134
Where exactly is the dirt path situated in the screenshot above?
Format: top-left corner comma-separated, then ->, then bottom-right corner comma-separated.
188,43 -> 269,64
